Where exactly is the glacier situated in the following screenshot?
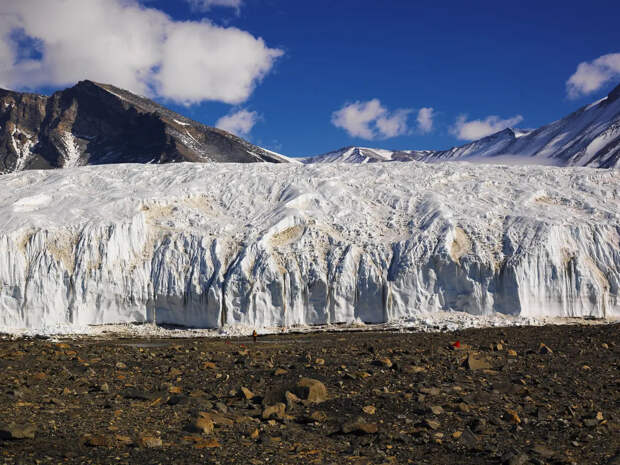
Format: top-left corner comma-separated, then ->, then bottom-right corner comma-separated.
0,161 -> 619,333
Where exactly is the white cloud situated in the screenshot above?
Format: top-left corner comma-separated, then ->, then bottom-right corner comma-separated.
416,107 -> 434,133
566,53 -> 620,99
215,109 -> 258,136
331,99 -> 411,140
0,0 -> 282,105
451,114 -> 523,141
376,109 -> 411,138
186,0 -> 243,12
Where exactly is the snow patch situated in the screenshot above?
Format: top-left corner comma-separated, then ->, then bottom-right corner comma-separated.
59,132 -> 82,168
9,127 -> 36,171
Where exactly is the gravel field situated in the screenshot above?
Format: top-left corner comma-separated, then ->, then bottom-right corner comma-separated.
0,324 -> 618,464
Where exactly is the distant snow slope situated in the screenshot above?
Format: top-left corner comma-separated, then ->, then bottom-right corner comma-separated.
306,83 -> 620,168
0,162 -> 618,333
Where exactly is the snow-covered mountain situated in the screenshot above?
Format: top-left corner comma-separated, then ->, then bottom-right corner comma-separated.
306,83 -> 620,168
0,81 -> 295,174
3,80 -> 618,172
1,161 -> 618,333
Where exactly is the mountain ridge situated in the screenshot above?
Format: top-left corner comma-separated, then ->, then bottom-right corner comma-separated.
1,81 -> 619,173
307,83 -> 620,168
0,80 -> 294,173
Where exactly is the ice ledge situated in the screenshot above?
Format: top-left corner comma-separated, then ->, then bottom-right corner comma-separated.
0,162 -> 619,333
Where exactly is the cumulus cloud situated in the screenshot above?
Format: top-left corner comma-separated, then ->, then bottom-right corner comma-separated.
416,107 -> 434,133
331,99 -> 411,140
215,109 -> 258,136
566,53 -> 620,99
186,0 -> 243,12
0,0 -> 282,105
450,114 -> 523,141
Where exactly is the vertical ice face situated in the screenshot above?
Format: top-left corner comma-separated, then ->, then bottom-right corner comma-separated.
0,162 -> 618,333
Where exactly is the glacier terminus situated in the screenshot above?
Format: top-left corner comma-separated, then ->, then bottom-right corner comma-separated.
0,161 -> 618,333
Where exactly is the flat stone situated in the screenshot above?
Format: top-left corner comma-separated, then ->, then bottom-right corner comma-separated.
362,405 -> 376,415
458,402 -> 471,413
373,357 -> 392,368
295,378 -> 328,403
187,413 -> 214,434
210,412 -> 234,427
403,365 -> 426,374
342,417 -> 378,434
419,387 -> 440,396
531,444 -> 555,458
504,409 -> 521,424
425,419 -> 441,430
430,405 -> 444,415
465,354 -> 491,371
138,434 -> 162,448
309,411 -> 327,422
241,386 -> 255,400
81,434 -> 111,447
0,423 -> 36,440
284,390 -> 300,409
262,403 -> 286,420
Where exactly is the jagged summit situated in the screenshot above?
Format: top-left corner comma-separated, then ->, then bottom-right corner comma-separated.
0,80 -> 294,173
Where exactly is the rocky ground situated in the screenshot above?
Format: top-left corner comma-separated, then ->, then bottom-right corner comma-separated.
0,323 -> 618,465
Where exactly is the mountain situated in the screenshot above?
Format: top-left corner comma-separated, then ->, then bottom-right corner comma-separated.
1,161 -> 617,333
0,80 -> 293,174
306,83 -> 620,168
3,80 -> 619,174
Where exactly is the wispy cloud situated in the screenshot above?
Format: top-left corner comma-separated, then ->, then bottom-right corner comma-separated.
416,107 -> 434,133
566,53 -> 620,99
451,114 -> 523,141
0,0 -> 282,105
331,99 -> 411,140
215,109 -> 258,136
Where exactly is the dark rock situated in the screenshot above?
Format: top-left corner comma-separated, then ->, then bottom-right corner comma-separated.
0,423 -> 36,440
294,378 -> 328,403
0,81 -> 288,175
342,417 -> 378,434
465,354 -> 491,370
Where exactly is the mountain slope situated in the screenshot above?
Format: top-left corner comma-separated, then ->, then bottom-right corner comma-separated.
307,83 -> 620,168
0,80 -> 294,174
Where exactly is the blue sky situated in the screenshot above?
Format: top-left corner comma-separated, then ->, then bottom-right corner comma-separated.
1,0 -> 619,157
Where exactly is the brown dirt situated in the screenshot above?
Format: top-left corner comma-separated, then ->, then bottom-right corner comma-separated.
0,323 -> 618,464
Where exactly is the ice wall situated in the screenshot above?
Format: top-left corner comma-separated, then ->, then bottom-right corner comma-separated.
0,162 -> 618,332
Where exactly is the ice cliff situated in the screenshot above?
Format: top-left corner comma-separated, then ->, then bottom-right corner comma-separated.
0,162 -> 618,332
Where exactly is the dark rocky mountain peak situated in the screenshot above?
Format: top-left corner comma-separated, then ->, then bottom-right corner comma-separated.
0,80 -> 291,174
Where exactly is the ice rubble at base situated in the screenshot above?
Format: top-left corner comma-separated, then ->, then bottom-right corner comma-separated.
0,161 -> 618,334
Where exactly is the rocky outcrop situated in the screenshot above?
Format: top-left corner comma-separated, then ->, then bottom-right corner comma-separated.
0,161 -> 618,333
0,81 -> 291,173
